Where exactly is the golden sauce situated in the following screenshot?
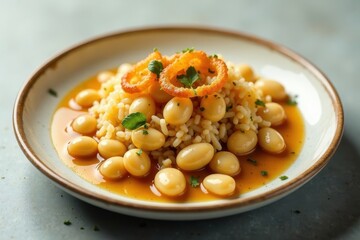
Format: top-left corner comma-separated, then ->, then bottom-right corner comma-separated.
51,73 -> 305,203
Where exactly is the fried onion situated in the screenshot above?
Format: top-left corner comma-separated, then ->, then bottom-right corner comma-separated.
159,51 -> 228,97
121,51 -> 164,93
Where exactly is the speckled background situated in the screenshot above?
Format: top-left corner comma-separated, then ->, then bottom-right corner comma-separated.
1,0 -> 359,239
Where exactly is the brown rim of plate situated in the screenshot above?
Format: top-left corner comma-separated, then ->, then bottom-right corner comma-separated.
13,26 -> 344,213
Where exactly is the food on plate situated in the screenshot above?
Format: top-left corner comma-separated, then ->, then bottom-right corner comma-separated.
51,49 -> 304,202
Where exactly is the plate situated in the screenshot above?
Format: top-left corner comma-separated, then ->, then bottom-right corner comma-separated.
13,27 -> 343,220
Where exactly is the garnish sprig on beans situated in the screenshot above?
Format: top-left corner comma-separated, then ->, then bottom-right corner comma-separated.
121,112 -> 147,130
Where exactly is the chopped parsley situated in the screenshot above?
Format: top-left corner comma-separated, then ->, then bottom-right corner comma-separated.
226,105 -> 233,112
260,170 -> 268,176
247,158 -> 257,166
153,47 -> 158,52
294,210 -> 301,214
209,54 -> 218,58
136,149 -> 143,156
121,112 -> 147,130
182,47 -> 194,53
287,95 -> 298,106
280,175 -> 288,181
48,88 -> 58,97
190,176 -> 200,188
144,124 -> 149,129
200,107 -> 205,112
142,130 -> 149,135
177,66 -> 200,88
255,99 -> 266,107
63,220 -> 72,226
148,60 -> 163,78
208,68 -> 215,74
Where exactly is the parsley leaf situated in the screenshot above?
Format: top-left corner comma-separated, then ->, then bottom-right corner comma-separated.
247,158 -> 257,166
136,149 -> 143,156
190,176 -> 200,188
280,175 -> 288,181
255,99 -> 266,107
148,60 -> 163,78
177,66 -> 200,88
226,105 -> 233,112
261,170 -> 268,176
48,88 -> 58,97
142,130 -> 149,135
182,47 -> 194,53
287,95 -> 298,106
64,220 -> 72,226
122,112 -> 147,130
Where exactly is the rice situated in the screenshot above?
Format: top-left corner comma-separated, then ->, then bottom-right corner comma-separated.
89,61 -> 269,167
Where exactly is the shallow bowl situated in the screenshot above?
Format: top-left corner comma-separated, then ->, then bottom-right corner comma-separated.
13,27 -> 344,220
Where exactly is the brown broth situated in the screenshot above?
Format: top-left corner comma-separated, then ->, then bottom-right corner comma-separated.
51,73 -> 305,203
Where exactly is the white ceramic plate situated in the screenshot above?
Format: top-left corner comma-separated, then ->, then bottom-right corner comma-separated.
13,27 -> 343,220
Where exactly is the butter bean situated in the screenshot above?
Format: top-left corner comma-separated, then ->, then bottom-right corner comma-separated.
72,114 -> 97,134
200,94 -> 226,122
154,168 -> 186,197
67,136 -> 98,158
148,81 -> 172,104
75,89 -> 101,108
258,127 -> 286,154
209,151 -> 241,176
131,127 -> 165,151
98,139 -> 126,159
123,149 -> 151,177
257,102 -> 286,126
238,64 -> 255,82
129,95 -> 156,121
227,130 -> 257,156
255,79 -> 287,101
99,156 -> 127,180
163,97 -> 193,125
202,174 -> 236,196
176,143 -> 214,171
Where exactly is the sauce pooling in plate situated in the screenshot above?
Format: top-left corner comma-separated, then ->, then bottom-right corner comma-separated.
51,51 -> 305,203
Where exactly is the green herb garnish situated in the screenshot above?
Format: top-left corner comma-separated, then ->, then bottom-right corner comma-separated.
136,149 -> 143,156
48,88 -> 57,97
190,176 -> 200,188
255,99 -> 266,107
182,47 -> 194,53
121,112 -> 147,130
287,95 -> 298,106
64,220 -> 72,226
142,130 -> 149,135
148,60 -> 163,78
280,175 -> 288,181
247,158 -> 257,165
153,47 -> 158,52
226,105 -> 233,112
177,66 -> 200,88
260,170 -> 268,176
209,54 -> 218,58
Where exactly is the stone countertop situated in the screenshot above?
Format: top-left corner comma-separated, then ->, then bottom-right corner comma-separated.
1,0 -> 359,239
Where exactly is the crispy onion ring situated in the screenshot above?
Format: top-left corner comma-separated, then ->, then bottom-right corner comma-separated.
121,51 -> 164,93
159,51 -> 228,97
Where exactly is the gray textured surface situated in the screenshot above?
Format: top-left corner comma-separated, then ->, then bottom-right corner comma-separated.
1,0 -> 359,239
